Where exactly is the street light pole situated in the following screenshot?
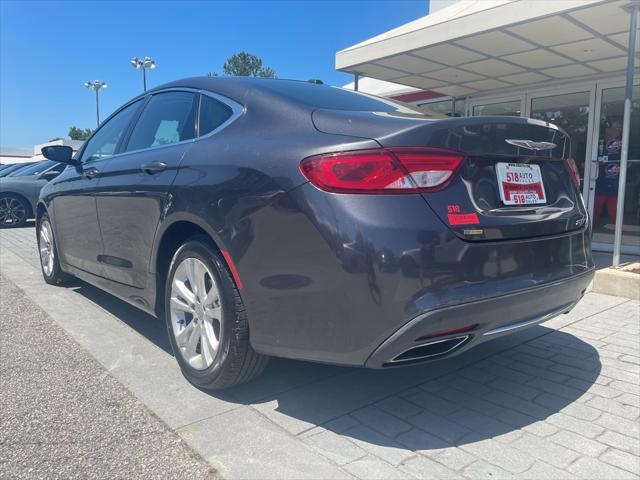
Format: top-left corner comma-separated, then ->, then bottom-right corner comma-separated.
130,56 -> 156,92
83,80 -> 108,127
95,88 -> 99,127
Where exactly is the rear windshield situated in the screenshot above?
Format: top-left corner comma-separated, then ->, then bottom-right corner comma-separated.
7,160 -> 55,177
259,81 -> 423,114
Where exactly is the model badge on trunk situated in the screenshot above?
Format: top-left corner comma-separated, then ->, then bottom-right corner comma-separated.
505,139 -> 557,151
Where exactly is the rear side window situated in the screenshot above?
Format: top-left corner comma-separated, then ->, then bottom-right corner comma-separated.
198,95 -> 232,136
126,91 -> 198,152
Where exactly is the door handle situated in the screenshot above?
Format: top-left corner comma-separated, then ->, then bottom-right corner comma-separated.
141,162 -> 167,174
82,167 -> 100,179
591,159 -> 600,180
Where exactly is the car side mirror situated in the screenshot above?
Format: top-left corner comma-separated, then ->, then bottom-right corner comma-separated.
41,145 -> 77,165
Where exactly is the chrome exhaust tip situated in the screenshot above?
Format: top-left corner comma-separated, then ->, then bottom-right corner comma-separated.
388,335 -> 470,364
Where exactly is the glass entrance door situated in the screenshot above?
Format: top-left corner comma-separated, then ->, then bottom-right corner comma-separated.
529,91 -> 591,191
590,84 -> 640,254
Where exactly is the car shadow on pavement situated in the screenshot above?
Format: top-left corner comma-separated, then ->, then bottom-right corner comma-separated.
228,328 -> 601,452
70,281 -> 173,354
69,278 -> 600,451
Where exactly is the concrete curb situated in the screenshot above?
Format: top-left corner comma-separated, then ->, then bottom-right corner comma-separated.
592,263 -> 640,300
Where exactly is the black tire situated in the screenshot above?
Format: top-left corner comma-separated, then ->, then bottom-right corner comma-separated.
164,237 -> 269,390
0,194 -> 30,228
37,213 -> 68,285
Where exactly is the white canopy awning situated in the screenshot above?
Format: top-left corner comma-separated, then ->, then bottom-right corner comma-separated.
336,0 -> 639,97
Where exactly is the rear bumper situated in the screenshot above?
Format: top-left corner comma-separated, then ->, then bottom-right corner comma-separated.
365,268 -> 593,368
244,185 -> 594,367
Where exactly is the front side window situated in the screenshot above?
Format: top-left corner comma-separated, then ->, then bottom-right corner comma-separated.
125,91 -> 198,152
80,99 -> 143,163
46,162 -> 67,176
199,95 -> 232,136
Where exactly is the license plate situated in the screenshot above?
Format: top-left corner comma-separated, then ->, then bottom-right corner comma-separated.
496,163 -> 546,205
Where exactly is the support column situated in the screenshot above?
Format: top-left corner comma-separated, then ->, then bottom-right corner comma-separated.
613,1 -> 639,265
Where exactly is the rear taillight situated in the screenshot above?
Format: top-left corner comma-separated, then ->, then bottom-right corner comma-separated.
300,147 -> 466,194
565,158 -> 580,189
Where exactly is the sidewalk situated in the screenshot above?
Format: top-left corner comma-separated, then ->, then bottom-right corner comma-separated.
0,275 -> 217,480
1,225 -> 639,479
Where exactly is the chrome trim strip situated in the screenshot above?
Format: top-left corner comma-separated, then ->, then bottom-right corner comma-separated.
79,86 -> 245,163
482,304 -> 573,336
389,335 -> 469,364
197,89 -> 245,139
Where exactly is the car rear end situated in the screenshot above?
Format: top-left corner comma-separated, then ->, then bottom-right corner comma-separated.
297,109 -> 593,367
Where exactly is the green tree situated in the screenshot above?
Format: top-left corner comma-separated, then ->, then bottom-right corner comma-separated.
209,52 -> 277,78
68,126 -> 93,141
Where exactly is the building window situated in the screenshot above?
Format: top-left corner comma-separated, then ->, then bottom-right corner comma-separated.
472,100 -> 521,117
417,98 -> 465,117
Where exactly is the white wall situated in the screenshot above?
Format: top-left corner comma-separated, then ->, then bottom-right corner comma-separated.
0,155 -> 32,164
429,0 -> 459,13
342,77 -> 419,96
33,139 -> 83,155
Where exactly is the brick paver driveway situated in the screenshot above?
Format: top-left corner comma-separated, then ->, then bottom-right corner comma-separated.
1,224 -> 639,479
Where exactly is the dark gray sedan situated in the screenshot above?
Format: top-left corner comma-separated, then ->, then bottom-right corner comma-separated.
0,160 -> 65,227
37,77 -> 594,389
0,162 -> 35,178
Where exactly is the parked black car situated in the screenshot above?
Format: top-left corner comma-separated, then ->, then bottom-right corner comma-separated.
38,77 -> 594,389
0,161 -> 35,178
0,160 -> 65,227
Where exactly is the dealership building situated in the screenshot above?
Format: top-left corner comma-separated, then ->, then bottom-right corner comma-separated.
338,0 -> 639,256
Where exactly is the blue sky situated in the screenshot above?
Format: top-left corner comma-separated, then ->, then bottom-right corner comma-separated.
0,0 -> 428,147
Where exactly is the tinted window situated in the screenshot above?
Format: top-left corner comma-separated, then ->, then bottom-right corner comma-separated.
199,95 -> 232,136
126,92 -> 198,151
47,162 -> 66,175
80,100 -> 143,163
258,80 -> 423,113
7,160 -> 56,177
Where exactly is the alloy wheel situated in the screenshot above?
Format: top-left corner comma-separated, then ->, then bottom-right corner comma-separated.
39,219 -> 55,276
170,257 -> 223,370
0,197 -> 26,226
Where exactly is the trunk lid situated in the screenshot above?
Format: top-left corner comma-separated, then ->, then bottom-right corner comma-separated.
312,110 -> 587,241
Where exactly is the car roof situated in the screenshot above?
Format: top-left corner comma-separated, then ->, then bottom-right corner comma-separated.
146,76 -> 423,115
149,77 -> 329,105
152,76 -> 314,92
